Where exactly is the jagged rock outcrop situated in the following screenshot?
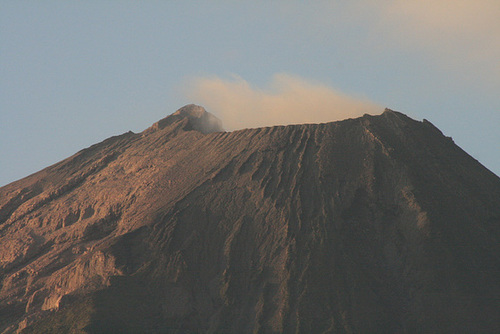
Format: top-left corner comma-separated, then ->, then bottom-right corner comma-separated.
1,105 -> 499,333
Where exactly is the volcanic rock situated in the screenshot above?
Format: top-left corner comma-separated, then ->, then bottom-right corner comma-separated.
0,106 -> 499,333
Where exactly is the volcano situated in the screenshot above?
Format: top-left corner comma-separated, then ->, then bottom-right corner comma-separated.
1,105 -> 499,333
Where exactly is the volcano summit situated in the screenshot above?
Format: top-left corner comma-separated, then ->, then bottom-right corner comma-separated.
1,105 -> 499,333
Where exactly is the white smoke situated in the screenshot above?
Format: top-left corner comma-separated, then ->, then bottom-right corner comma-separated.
184,73 -> 382,130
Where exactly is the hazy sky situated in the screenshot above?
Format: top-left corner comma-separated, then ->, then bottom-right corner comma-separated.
1,1 -> 499,186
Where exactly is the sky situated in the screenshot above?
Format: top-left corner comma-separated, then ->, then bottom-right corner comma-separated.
1,1 -> 499,186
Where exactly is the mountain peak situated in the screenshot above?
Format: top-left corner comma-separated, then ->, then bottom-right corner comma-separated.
145,104 -> 224,135
172,104 -> 207,118
2,107 -> 500,333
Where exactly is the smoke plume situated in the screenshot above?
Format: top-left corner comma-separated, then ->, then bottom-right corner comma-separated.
185,74 -> 381,130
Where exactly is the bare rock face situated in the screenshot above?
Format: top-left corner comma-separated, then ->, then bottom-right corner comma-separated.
1,106 -> 499,333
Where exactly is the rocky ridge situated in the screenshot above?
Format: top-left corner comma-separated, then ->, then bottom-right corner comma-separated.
0,105 -> 499,333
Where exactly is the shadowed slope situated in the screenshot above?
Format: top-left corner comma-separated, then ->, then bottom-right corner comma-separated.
1,107 -> 499,333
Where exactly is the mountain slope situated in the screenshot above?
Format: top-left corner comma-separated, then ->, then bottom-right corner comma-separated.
1,105 -> 499,333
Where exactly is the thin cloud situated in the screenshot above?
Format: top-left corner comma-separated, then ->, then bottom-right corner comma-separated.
184,74 -> 382,130
281,1 -> 500,88
376,1 -> 500,73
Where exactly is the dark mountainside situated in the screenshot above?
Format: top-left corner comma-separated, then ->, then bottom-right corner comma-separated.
1,104 -> 499,333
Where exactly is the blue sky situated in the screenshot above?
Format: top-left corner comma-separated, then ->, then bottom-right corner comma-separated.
1,1 -> 499,186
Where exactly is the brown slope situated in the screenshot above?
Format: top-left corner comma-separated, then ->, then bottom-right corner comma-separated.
1,106 -> 499,333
